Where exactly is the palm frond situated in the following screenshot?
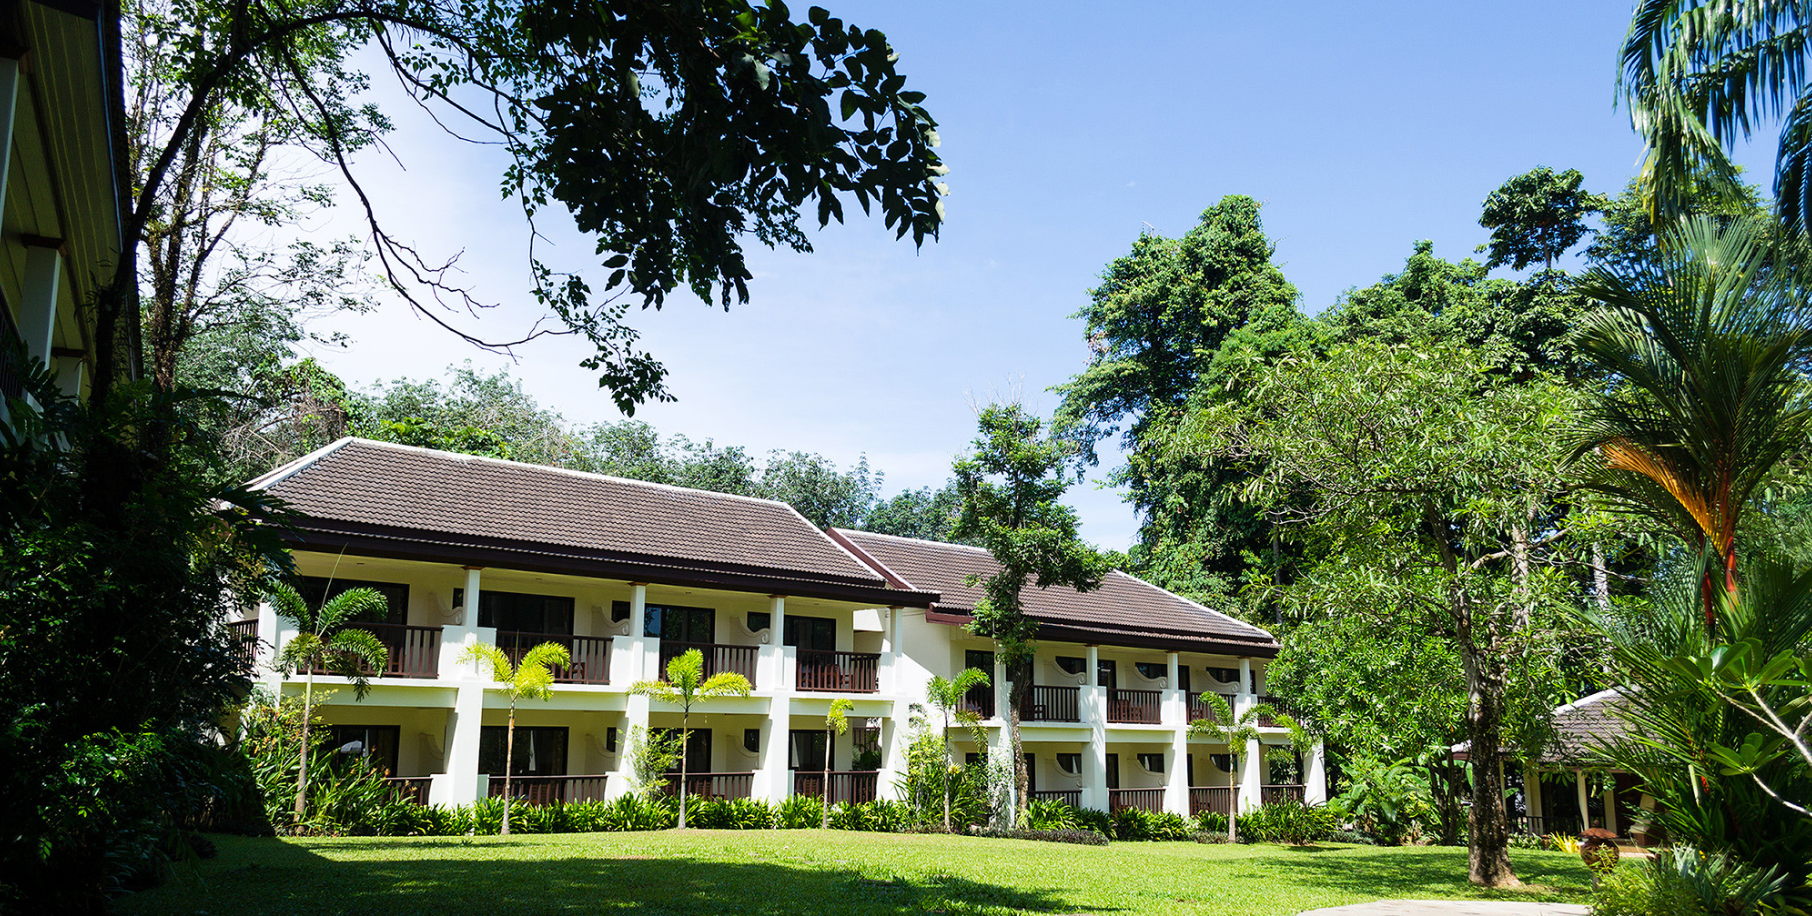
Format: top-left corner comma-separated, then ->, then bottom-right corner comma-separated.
324,628 -> 389,699
629,680 -> 680,704
700,672 -> 753,698
459,643 -> 512,683
521,642 -> 571,673
277,631 -> 323,674
266,581 -> 311,629
317,587 -> 388,630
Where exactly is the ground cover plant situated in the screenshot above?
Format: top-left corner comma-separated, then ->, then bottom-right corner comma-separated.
117,830 -> 1591,916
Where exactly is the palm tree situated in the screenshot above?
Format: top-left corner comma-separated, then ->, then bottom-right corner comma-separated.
1618,0 -> 1812,231
269,582 -> 390,823
821,697 -> 854,828
1188,694 -> 1288,843
630,649 -> 751,829
460,640 -> 571,836
1573,215 -> 1812,632
922,667 -> 990,831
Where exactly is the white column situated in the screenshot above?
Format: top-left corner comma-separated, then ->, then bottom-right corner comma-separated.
1576,769 -> 1591,828
436,625 -> 486,807
1238,657 -> 1253,711
759,697 -> 791,803
1239,739 -> 1264,813
255,599 -> 282,692
460,567 -> 482,626
764,595 -> 787,690
1083,644 -> 1107,811
626,582 -> 649,682
19,242 -> 63,368
1164,726 -> 1189,815
1603,785 -> 1619,835
876,714 -> 905,802
1304,740 -> 1328,805
0,56 -> 19,229
1525,764 -> 1544,828
882,607 -> 902,694
992,656 -> 1008,723
53,356 -> 82,399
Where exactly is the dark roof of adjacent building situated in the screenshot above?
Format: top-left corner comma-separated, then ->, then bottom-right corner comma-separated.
828,528 -> 1280,656
1452,688 -> 1632,764
249,438 -> 938,607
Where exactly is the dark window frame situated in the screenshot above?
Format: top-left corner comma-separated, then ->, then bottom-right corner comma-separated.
300,576 -> 409,626
328,724 -> 401,777
478,725 -> 569,777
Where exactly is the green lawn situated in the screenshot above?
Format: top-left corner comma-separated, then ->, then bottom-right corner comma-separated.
119,831 -> 1593,916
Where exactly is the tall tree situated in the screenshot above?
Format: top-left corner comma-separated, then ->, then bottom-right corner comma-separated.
268,583 -> 390,823
1477,167 -> 1605,271
630,649 -> 751,829
1572,214 -> 1812,631
1165,339 -> 1581,887
952,404 -> 1109,823
460,640 -> 571,836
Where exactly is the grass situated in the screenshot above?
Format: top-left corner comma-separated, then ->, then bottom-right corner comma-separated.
119,831 -> 1593,916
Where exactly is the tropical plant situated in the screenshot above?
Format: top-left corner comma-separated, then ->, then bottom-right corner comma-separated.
1238,803 -> 1340,846
459,640 -> 571,836
821,697 -> 854,829
625,725 -> 683,800
1593,846 -> 1794,916
1187,693 -> 1282,843
1572,214 -> 1812,632
268,581 -> 389,825
1022,798 -> 1079,830
1335,756 -> 1435,845
1617,0 -> 1812,232
629,649 -> 751,828
918,667 -> 990,831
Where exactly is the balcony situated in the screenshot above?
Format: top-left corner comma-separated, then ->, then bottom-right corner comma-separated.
486,775 -> 609,806
1260,784 -> 1306,806
1108,787 -> 1164,813
1254,696 -> 1287,728
1107,688 -> 1162,724
228,619 -> 260,666
796,650 -> 880,693
499,630 -> 612,684
657,640 -> 758,688
1022,685 -> 1081,722
1185,692 -> 1237,724
794,770 -> 879,805
309,623 -> 441,678
1189,786 -> 1237,816
1031,789 -> 1081,807
386,776 -> 432,805
659,771 -> 754,800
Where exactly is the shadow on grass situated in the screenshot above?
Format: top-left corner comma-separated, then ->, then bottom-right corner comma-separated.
125,839 -> 1093,916
1253,846 -> 1591,900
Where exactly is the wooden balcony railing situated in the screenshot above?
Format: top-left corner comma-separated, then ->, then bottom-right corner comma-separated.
1108,787 -> 1165,813
1189,786 -> 1237,816
0,297 -> 22,402
961,684 -> 994,719
1255,695 -> 1286,727
794,770 -> 878,805
1260,784 -> 1306,806
657,640 -> 758,688
1107,688 -> 1162,724
486,775 -> 609,806
1022,685 -> 1081,722
796,650 -> 880,693
385,776 -> 432,805
309,623 -> 440,678
228,619 -> 260,666
1512,813 -> 1582,838
1185,692 -> 1237,723
498,631 -> 612,684
658,771 -> 754,800
1031,789 -> 1081,808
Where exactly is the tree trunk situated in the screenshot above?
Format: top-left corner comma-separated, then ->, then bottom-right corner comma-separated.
822,726 -> 833,829
1591,542 -> 1610,612
941,714 -> 952,832
677,711 -> 689,829
1457,628 -> 1520,888
501,703 -> 515,836
1428,758 -> 1466,846
1008,675 -> 1028,826
294,671 -> 315,823
1228,760 -> 1239,843
1509,517 -> 1532,630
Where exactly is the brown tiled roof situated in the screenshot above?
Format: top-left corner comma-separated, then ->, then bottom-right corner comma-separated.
249,439 -> 936,605
830,528 -> 1279,655
1544,689 -> 1633,763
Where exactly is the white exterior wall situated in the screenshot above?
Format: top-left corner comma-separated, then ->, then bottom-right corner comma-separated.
246,550 -> 1320,815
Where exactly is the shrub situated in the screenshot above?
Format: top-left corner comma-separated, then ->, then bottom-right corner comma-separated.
1071,807 -> 1114,837
968,827 -> 1108,846
599,793 -> 675,831
776,795 -> 824,829
1333,756 -> 1434,846
1326,829 -> 1378,846
1194,830 -> 1230,844
1022,798 -> 1079,830
1238,803 -> 1338,845
1192,811 -> 1228,833
1592,847 -> 1793,916
1108,808 -> 1193,841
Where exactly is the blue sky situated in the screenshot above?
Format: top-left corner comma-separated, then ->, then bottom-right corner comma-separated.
306,1 -> 1774,550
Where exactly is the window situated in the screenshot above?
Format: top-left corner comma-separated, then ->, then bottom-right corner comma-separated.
1055,656 -> 1086,676
963,649 -> 995,714
1138,753 -> 1165,773
744,729 -> 761,754
1024,753 -> 1037,794
1096,658 -> 1117,689
1210,753 -> 1238,773
605,727 -> 618,753
460,589 -> 575,635
783,615 -> 835,651
1134,662 -> 1167,681
329,724 -> 400,776
964,752 -> 983,768
748,611 -> 771,632
1056,753 -> 1082,776
610,600 -> 631,623
851,727 -> 882,770
1105,753 -> 1120,790
479,726 -> 568,777
300,576 -> 408,626
655,728 -> 712,773
646,604 -> 715,643
789,730 -> 830,770
1207,666 -> 1240,684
